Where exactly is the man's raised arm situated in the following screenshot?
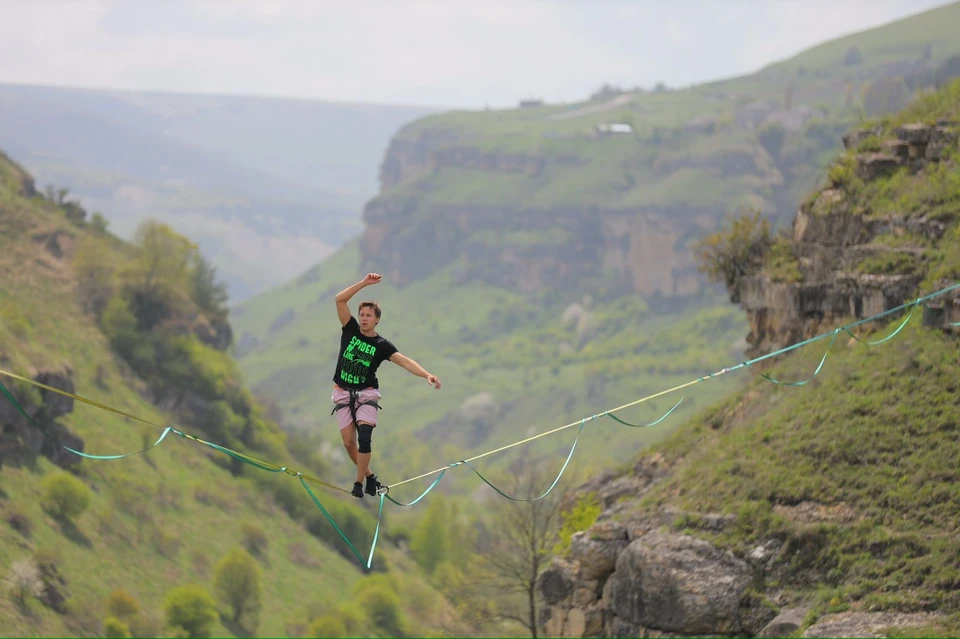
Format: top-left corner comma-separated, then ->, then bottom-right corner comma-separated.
335,273 -> 381,326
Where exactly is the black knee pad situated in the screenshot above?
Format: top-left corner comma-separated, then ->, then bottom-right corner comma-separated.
357,424 -> 374,454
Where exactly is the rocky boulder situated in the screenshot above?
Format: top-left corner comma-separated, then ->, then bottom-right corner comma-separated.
570,521 -> 629,581
36,371 -> 75,419
0,370 -> 84,469
761,607 -> 807,637
602,531 -> 753,637
855,152 -> 899,181
36,558 -> 70,614
537,558 -> 605,638
539,558 -> 575,606
841,126 -> 882,150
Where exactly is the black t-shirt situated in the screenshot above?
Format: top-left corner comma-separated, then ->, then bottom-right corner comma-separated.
332,316 -> 399,390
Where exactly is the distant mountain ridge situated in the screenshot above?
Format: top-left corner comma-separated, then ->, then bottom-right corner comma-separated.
0,82 -> 442,301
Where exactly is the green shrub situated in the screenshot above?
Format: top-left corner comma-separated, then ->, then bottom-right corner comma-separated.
40,471 -> 91,521
212,547 -> 262,630
103,616 -> 132,638
694,208 -> 774,291
99,296 -> 139,359
765,235 -> 803,283
307,614 -> 347,638
354,582 -> 407,637
855,135 -> 882,152
827,154 -> 857,189
105,588 -> 141,619
553,492 -> 602,556
164,584 -> 218,639
409,497 -> 449,575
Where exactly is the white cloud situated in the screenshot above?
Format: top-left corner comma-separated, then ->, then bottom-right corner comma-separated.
0,0 -> 952,108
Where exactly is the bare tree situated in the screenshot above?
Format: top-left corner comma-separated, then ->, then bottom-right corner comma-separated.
480,463 -> 569,638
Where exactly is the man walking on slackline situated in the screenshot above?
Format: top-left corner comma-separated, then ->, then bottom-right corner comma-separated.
332,272 -> 442,498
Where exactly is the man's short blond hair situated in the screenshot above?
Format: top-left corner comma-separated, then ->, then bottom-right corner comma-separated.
358,301 -> 381,319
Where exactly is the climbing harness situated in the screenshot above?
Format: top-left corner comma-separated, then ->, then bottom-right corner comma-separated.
330,386 -> 383,427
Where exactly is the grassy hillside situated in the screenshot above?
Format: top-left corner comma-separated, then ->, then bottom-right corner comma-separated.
615,79 -> 960,636
634,318 -> 960,635
0,150 -> 461,638
760,0 -> 959,74
389,1 -> 960,224
0,83 -> 441,302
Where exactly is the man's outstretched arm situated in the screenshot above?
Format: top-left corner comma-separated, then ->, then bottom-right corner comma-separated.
389,352 -> 441,389
335,273 -> 381,326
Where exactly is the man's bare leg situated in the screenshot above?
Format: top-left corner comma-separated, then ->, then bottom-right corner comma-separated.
340,423 -> 359,464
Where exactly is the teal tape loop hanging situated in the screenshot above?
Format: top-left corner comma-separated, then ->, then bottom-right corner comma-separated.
743,328 -> 841,386
452,417 -> 589,503
603,397 -> 685,427
842,299 -> 919,345
384,469 -> 448,507
299,475 -> 385,570
0,380 -> 171,460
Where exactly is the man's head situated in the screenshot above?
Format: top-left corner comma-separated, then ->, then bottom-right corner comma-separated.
358,301 -> 381,332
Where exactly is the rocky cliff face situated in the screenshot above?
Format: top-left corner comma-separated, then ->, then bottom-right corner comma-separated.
732,118 -> 959,359
361,197 -> 708,296
537,455 -> 782,638
537,454 -> 950,638
360,133 -> 726,297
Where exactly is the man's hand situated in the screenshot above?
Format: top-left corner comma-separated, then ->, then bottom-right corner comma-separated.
336,273 -> 382,326
389,353 -> 441,389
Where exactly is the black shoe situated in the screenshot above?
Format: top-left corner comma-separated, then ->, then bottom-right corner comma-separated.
365,473 -> 383,496
351,482 -> 364,498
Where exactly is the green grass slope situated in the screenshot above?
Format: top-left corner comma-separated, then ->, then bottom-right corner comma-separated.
0,151 -> 460,638
637,318 -> 960,634
619,80 -> 960,635
760,0 -> 960,74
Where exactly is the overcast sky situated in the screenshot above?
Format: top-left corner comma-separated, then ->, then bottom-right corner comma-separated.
0,0 -> 953,109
